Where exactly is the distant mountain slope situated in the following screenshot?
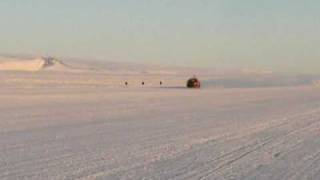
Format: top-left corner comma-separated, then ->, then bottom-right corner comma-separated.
0,56 -> 208,75
0,56 -> 71,72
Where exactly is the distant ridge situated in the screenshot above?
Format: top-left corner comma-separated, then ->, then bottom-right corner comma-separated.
0,55 -> 227,75
0,56 -> 71,72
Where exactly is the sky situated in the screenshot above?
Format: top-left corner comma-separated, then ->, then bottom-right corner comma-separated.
0,0 -> 319,73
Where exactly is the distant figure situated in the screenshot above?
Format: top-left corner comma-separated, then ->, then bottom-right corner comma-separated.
142,81 -> 145,86
125,82 -> 128,86
160,81 -> 163,86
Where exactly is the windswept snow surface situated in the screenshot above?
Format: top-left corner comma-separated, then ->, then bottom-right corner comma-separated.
1,72 -> 320,179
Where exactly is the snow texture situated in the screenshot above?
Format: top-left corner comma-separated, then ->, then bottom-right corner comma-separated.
0,58 -> 320,179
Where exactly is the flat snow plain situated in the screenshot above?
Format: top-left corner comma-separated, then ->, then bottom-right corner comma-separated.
1,73 -> 320,180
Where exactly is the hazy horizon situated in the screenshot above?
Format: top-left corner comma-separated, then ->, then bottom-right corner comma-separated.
1,0 -> 319,73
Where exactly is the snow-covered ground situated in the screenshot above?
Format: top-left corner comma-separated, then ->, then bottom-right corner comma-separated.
1,58 -> 320,179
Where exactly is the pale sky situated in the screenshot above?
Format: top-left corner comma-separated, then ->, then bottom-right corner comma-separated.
0,0 -> 319,73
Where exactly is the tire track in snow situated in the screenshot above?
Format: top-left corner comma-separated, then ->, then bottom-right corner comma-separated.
196,110 -> 320,179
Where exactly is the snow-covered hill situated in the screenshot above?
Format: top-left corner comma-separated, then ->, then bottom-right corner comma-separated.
0,56 -> 71,72
0,56 -> 200,75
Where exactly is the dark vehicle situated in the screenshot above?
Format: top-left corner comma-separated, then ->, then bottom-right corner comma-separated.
187,77 -> 201,88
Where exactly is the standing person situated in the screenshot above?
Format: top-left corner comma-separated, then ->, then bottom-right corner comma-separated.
142,81 -> 145,86
160,81 -> 163,86
125,82 -> 128,86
